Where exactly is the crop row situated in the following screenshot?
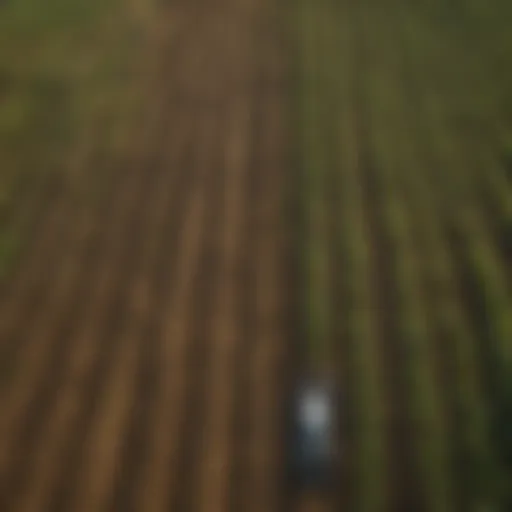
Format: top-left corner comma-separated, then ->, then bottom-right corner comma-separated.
294,0 -> 511,510
398,4 -> 512,507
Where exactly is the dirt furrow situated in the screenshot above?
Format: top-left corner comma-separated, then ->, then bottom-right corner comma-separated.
60,128 -> 189,512
45,119 -> 192,512
133,113 -> 218,512
0,148 -> 141,500
194,97 -> 251,512
247,92 -> 289,512
9,103 -> 193,512
169,114 -> 226,512
105,129 -> 204,512
0,175 -> 67,297
0,207 -> 111,508
226,86 -> 261,512
0,126 -> 113,358
168,5 -> 259,511
0,194 -> 80,368
0,208 -> 93,455
0,80 -> 170,482
0,155 -> 149,512
0,1 -> 293,511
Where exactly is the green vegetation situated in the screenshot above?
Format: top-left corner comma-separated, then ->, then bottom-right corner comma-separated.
296,0 -> 332,370
333,3 -> 386,510
0,0 -> 152,276
293,0 -> 512,509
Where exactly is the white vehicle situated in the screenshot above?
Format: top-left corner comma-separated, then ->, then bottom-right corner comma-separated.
288,376 -> 339,490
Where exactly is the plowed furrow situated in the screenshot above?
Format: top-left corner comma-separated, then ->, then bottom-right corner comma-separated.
0,1 -> 293,511
0,145 -> 128,484
62,123 -> 196,512
227,88 -> 261,512
0,153 -> 146,511
247,92 -> 289,512
169,112 -> 226,512
107,111 -> 212,512
3,99 -> 191,512
133,114 -> 219,512
0,144 -> 102,355
44,112 -> 193,512
0,85 -> 168,451
0,171 -> 122,498
0,195 -> 80,373
194,97 -> 251,512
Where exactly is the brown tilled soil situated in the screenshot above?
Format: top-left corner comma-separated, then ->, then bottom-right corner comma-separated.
0,0 -> 314,510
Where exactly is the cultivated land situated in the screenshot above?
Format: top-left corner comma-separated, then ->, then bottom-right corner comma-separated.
0,0 -> 511,511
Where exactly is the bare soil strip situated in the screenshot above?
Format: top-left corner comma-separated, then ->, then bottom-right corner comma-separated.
0,1 -> 295,512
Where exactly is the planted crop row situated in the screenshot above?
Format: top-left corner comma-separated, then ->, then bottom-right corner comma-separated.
361,4 -> 454,510
370,130 -> 454,512
331,1 -> 386,509
386,6 -> 503,510
294,0 -> 388,509
402,0 -> 512,398
468,147 -> 512,273
296,0 -> 332,371
440,6 -> 512,271
400,2 -> 511,270
398,5 -> 512,507
292,0 -> 511,509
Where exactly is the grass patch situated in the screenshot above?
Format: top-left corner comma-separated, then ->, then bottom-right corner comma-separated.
0,0 -> 154,277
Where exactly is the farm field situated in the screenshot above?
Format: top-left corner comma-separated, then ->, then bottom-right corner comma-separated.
0,0 -> 511,511
293,0 -> 512,510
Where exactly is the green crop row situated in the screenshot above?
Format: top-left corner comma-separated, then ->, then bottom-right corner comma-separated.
296,0 -> 332,371
332,2 -> 386,510
391,6 -> 503,510
294,0 -> 387,509
361,4 -> 454,511
371,134 -> 454,512
293,0 -> 511,509
399,5 -> 512,507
